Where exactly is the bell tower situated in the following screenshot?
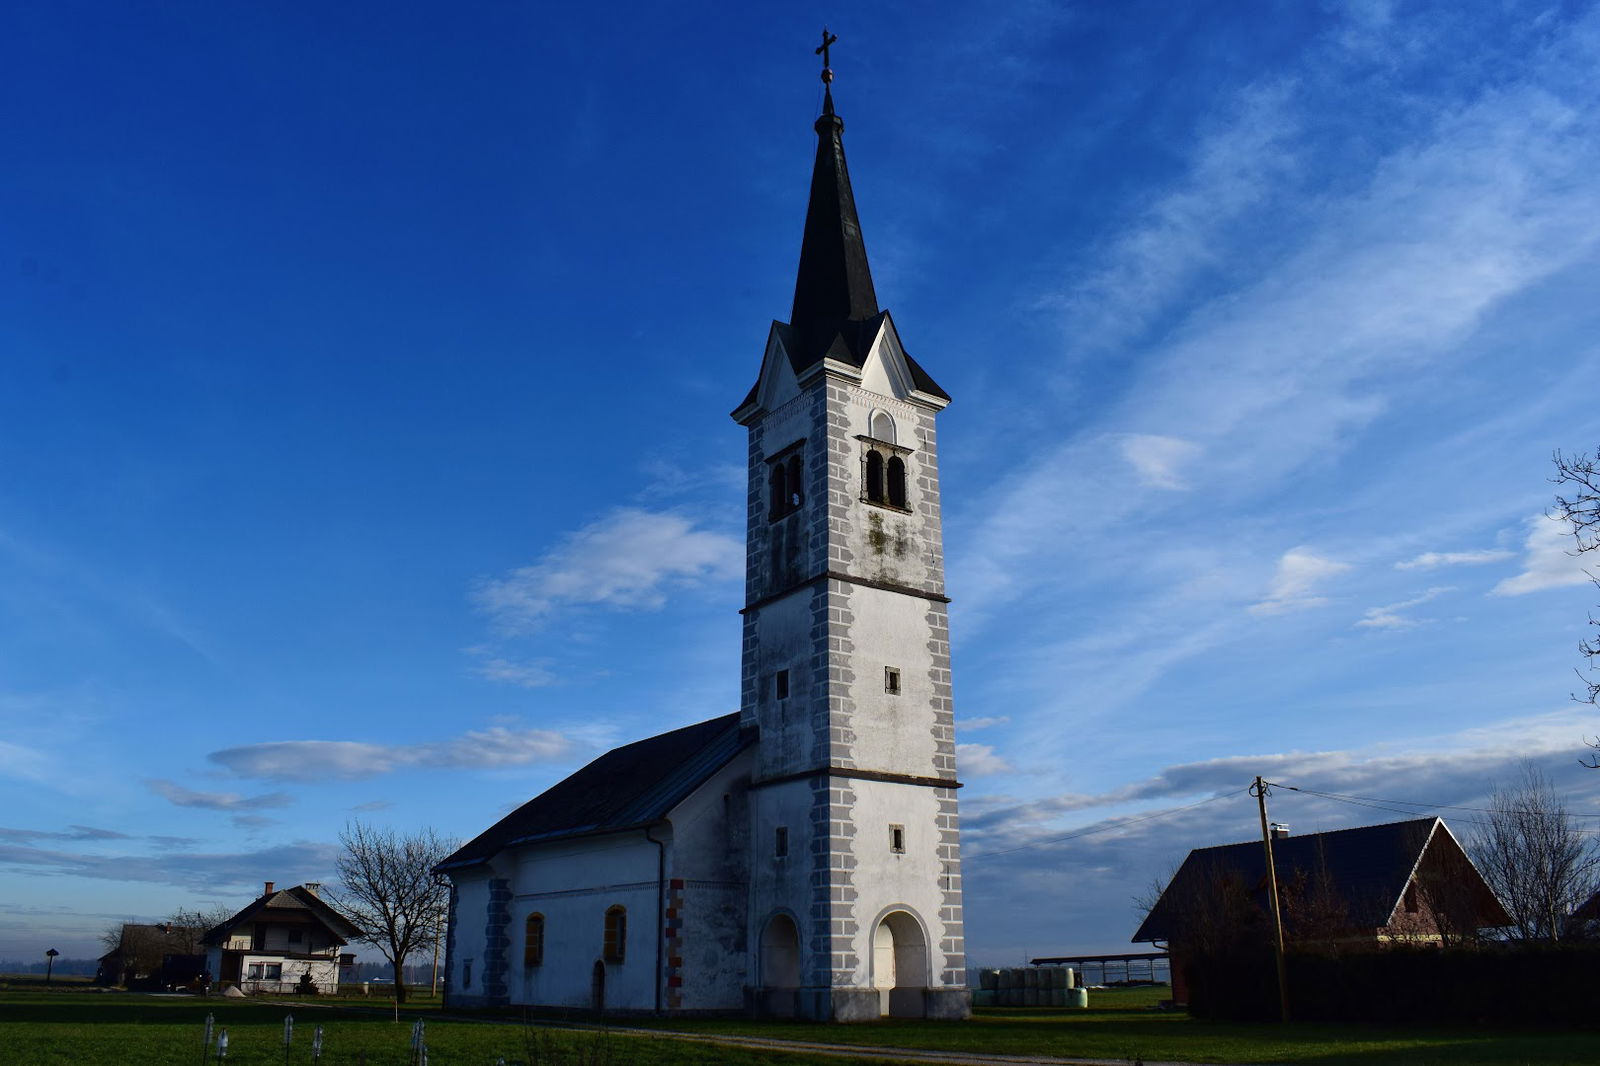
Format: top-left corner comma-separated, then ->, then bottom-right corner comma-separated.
731,36 -> 968,1022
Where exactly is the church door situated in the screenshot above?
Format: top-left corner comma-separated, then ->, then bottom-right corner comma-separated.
872,911 -> 929,1018
759,914 -> 801,1017
590,960 -> 605,1013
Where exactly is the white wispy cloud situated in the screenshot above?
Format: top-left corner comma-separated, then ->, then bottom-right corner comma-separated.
1492,513 -> 1593,596
957,743 -> 1014,777
1396,549 -> 1513,571
1355,585 -> 1453,629
1048,82 -> 1301,353
208,724 -> 575,782
475,508 -> 741,629
1118,434 -> 1201,490
0,838 -> 339,892
1249,550 -> 1351,615
145,780 -> 293,811
469,653 -> 557,689
957,716 -> 1010,731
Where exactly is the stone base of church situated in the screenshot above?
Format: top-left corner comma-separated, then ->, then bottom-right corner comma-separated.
924,989 -> 972,1020
826,988 -> 883,1022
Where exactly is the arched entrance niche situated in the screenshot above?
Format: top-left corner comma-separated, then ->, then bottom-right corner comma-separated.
871,909 -> 930,1018
759,912 -> 801,1017
590,959 -> 605,1013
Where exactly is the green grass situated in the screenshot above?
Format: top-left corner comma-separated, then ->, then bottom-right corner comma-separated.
637,985 -> 1600,1065
5,983 -> 1600,1065
0,989 -> 894,1066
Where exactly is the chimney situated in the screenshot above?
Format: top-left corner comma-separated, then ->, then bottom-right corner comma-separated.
1269,823 -> 1290,840
304,882 -> 321,897
264,881 -> 276,896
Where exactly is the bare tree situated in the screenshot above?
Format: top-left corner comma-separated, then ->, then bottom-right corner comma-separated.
166,903 -> 241,954
1469,762 -> 1598,941
331,821 -> 455,1003
1551,450 -> 1600,728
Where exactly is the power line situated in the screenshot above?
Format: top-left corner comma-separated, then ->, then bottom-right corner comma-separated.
1265,780 -> 1600,818
965,789 -> 1247,863
1264,780 -> 1600,837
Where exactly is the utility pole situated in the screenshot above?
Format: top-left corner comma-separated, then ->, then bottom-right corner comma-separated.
1251,776 -> 1290,1022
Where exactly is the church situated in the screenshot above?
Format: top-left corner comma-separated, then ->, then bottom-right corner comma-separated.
437,53 -> 969,1022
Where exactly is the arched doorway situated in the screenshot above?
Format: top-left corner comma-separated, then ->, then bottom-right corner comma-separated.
871,910 -> 929,1018
760,913 -> 801,1017
590,959 -> 605,1013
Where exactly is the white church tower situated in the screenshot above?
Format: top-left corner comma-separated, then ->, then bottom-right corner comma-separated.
730,56 -> 969,1022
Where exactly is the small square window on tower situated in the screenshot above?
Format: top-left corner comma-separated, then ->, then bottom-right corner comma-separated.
775,826 -> 789,858
775,670 -> 790,700
884,667 -> 901,694
889,824 -> 906,853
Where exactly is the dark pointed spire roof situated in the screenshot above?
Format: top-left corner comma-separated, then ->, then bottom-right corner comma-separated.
789,86 -> 879,364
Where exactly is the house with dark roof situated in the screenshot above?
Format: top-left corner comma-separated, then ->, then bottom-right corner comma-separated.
1133,817 -> 1509,1003
203,882 -> 363,994
435,51 -> 970,1023
95,922 -> 206,988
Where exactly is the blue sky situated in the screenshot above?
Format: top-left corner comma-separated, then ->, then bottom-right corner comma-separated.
4,0 -> 1600,966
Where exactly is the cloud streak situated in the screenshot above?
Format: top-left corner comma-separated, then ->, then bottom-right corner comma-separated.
475,509 -> 740,629
1250,550 -> 1351,616
1492,514 -> 1593,596
209,724 -> 575,782
145,780 -> 293,811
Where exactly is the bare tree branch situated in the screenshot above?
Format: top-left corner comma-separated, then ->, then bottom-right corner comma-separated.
1551,449 -> 1600,725
1468,762 -> 1598,941
328,821 -> 455,1004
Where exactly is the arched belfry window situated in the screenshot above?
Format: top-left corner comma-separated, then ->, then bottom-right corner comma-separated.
603,905 -> 627,962
786,454 -> 803,510
886,456 -> 907,509
766,441 -> 805,520
859,426 -> 913,512
865,450 -> 886,504
769,463 -> 787,518
524,913 -> 545,968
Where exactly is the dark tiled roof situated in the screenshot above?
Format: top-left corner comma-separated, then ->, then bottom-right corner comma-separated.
436,712 -> 751,871
205,885 -> 364,946
1133,817 -> 1485,943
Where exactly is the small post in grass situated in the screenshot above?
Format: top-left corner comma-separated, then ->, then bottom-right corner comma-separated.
409,1019 -> 425,1066
216,1029 -> 229,1062
283,1013 -> 294,1066
200,1013 -> 214,1065
311,1024 -> 323,1063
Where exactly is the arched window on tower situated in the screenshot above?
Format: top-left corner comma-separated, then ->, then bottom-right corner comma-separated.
524,913 -> 545,968
870,410 -> 896,446
769,462 -> 787,519
886,456 -> 907,509
787,454 -> 803,509
865,450 -> 885,504
603,905 -> 627,962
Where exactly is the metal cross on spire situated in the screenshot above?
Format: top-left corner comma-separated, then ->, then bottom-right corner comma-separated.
816,27 -> 838,84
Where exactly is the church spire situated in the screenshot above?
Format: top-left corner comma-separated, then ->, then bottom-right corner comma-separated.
790,29 -> 879,358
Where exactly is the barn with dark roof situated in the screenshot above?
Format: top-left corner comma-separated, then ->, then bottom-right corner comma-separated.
1134,817 -> 1509,1003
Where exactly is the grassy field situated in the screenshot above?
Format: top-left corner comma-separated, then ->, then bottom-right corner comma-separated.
640,985 -> 1600,1065
3,981 -> 1599,1065
0,986 -> 881,1066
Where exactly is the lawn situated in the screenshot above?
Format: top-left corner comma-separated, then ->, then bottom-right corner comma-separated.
0,987 -> 885,1066
4,982 -> 1599,1066
639,985 -> 1600,1065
